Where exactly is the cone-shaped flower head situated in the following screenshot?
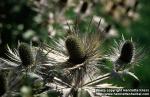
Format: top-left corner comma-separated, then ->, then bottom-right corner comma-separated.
80,1 -> 88,13
19,43 -> 34,67
65,36 -> 86,64
118,40 -> 134,64
115,40 -> 135,71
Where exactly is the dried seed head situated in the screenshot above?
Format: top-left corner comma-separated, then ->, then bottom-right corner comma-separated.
19,43 -> 34,67
118,41 -> 134,64
0,73 -> 6,96
66,36 -> 86,64
80,1 -> 88,13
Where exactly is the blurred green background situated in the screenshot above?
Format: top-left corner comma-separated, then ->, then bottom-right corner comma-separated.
0,0 -> 150,96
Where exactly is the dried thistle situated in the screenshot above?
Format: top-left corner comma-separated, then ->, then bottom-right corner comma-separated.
115,40 -> 135,71
106,35 -> 143,72
74,1 -> 92,19
38,21 -> 126,97
99,35 -> 143,87
0,42 -> 49,71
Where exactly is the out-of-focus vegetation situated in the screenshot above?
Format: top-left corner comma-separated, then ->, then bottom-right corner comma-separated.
0,0 -> 150,97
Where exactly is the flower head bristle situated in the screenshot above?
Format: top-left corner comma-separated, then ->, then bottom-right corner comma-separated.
66,36 -> 86,64
19,43 -> 34,67
0,73 -> 6,96
118,40 -> 134,64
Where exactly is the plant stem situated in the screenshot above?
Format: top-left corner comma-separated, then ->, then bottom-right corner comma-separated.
83,73 -> 111,86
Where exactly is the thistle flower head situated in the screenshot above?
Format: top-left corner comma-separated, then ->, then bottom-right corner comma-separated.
0,42 -> 50,96
80,1 -> 88,13
106,35 -> 142,72
19,43 -> 34,67
74,1 -> 92,19
0,42 -> 49,73
115,40 -> 136,72
66,36 -> 86,64
118,40 -> 134,64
